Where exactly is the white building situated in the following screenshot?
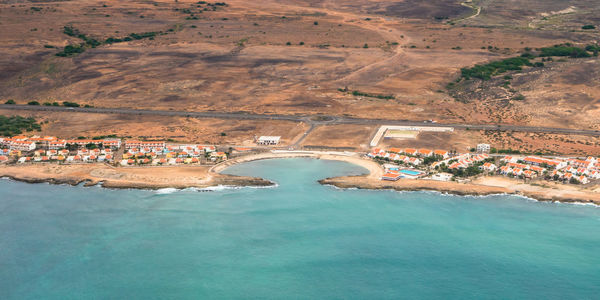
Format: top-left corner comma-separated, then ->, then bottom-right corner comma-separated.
476,144 -> 490,153
431,172 -> 453,181
256,136 -> 281,145
10,141 -> 36,151
48,140 -> 66,150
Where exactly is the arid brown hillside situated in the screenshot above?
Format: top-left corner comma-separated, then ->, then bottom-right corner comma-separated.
0,0 -> 599,129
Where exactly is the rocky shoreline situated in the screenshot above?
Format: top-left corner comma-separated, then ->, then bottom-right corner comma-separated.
1,173 -> 273,190
1,154 -> 599,205
319,176 -> 600,205
0,163 -> 273,191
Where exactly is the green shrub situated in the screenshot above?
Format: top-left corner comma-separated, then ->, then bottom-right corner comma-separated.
27,101 -> 40,105
0,115 -> 41,136
520,52 -> 535,59
460,56 -> 532,80
5,99 -> 16,104
581,25 -> 596,30
55,44 -> 84,57
513,94 -> 526,101
539,45 -> 591,58
62,101 -> 80,107
347,90 -> 395,100
130,32 -> 158,40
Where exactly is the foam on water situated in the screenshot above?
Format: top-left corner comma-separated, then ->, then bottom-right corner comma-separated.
154,187 -> 179,194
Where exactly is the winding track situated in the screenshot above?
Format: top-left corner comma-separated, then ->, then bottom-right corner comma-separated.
2,104 -> 599,137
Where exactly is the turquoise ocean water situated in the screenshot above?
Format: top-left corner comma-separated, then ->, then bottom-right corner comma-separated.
1,158 -> 599,299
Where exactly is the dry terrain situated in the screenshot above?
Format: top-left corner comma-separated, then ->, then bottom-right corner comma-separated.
0,0 -> 599,151
378,130 -> 600,155
0,109 -> 308,146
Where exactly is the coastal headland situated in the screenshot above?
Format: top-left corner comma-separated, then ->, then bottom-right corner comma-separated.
0,163 -> 271,190
320,175 -> 600,205
2,151 -> 599,205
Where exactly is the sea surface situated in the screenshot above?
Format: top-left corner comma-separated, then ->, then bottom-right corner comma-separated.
1,158 -> 600,299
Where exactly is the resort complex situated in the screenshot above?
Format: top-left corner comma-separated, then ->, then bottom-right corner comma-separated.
367,147 -> 599,185
2,134 -> 598,188
0,135 -> 227,166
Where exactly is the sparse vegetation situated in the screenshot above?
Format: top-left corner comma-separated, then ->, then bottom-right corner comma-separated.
55,44 -> 84,57
338,88 -> 395,100
5,99 -> 16,105
539,44 -> 591,58
0,116 -> 41,136
58,25 -> 167,57
27,101 -> 40,105
581,25 -> 596,30
512,94 -> 526,101
460,57 -> 532,80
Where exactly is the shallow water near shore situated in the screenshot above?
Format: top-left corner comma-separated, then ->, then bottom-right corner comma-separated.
1,158 -> 600,299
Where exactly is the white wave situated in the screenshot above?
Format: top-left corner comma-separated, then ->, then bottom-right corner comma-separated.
154,188 -> 179,194
552,200 -> 600,208
247,183 -> 278,189
197,185 -> 241,192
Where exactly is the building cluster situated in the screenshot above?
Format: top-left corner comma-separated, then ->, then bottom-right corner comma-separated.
500,156 -> 600,184
0,135 -> 226,166
120,141 -> 225,166
381,163 -> 426,181
368,148 -> 450,166
0,135 -> 120,164
368,146 -> 599,186
431,153 -> 492,170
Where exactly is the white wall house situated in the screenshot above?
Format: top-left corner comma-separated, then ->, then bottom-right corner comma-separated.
476,144 -> 490,153
257,136 -> 281,145
10,141 -> 36,151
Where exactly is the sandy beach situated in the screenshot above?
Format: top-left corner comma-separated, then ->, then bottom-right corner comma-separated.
212,150 -> 383,179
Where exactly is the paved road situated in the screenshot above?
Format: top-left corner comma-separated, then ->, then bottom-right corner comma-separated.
3,104 -> 600,136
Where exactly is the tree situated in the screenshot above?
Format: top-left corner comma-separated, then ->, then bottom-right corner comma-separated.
66,143 -> 78,151
5,99 -> 15,104
28,101 -> 40,105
